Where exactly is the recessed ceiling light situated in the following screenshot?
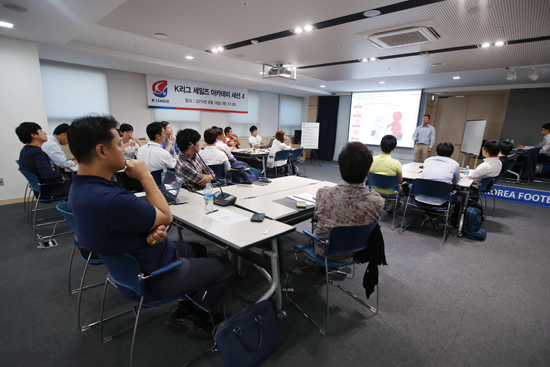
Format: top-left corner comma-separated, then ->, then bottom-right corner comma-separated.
467,5 -> 494,14
363,10 -> 381,17
430,62 -> 446,67
254,59 -> 265,63
211,48 -> 218,53
481,42 -> 491,48
360,58 -> 368,62
494,41 -> 505,46
259,72 -> 265,75
304,25 -> 314,32
369,57 -> 378,62
379,81 -> 385,84
185,56 -> 194,60
152,32 -> 170,39
294,27 -> 303,33
320,85 -> 326,88
217,47 -> 224,52
0,21 -> 14,28
453,76 -> 460,79
1,3 -> 28,12
251,40 -> 259,45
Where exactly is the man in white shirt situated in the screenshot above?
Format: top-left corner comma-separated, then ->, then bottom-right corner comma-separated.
199,128 -> 230,175
461,139 -> 502,181
42,123 -> 77,169
213,127 -> 235,161
137,122 -> 176,172
422,142 -> 460,185
248,125 -> 265,148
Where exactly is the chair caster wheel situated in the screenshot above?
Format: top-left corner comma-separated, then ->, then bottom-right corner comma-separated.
276,310 -> 287,321
457,232 -> 463,238
238,270 -> 247,278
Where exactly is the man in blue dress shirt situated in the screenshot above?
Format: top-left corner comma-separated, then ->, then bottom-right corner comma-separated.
412,114 -> 436,162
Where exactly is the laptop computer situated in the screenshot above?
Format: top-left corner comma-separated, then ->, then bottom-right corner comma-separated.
160,170 -> 184,204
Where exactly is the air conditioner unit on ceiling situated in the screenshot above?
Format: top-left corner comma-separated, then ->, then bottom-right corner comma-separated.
366,26 -> 441,49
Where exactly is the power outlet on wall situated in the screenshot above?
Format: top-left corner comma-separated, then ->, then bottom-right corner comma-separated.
0,178 -> 4,186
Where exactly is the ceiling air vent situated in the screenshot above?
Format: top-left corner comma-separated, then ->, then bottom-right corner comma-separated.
366,26 -> 440,49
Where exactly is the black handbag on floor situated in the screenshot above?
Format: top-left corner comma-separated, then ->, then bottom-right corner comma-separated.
214,299 -> 280,367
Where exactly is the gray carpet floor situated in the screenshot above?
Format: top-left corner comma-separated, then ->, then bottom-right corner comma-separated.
1,161 -> 549,367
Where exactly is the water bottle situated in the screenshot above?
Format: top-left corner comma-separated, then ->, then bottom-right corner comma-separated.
161,168 -> 167,186
204,183 -> 214,213
464,165 -> 470,176
511,139 -> 515,145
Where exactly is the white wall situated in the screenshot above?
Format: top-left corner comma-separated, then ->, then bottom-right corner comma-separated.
106,69 -> 152,139
0,37 -> 48,201
259,91 -> 279,136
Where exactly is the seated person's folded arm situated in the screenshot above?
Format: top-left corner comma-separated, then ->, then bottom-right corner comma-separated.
125,160 -> 172,229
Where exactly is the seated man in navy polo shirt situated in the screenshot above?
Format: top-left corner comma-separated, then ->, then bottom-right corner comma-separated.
67,115 -> 234,338
16,122 -> 71,199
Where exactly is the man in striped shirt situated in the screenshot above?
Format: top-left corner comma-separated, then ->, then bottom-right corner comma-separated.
175,128 -> 215,191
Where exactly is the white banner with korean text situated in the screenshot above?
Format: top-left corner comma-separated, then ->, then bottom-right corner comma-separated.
146,75 -> 248,113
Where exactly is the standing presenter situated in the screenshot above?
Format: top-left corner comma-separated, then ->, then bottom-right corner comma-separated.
412,114 -> 436,162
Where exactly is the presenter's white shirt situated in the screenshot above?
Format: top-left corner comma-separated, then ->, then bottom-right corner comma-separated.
137,142 -> 176,172
248,135 -> 263,147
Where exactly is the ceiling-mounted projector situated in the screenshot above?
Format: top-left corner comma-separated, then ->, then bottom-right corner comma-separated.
262,62 -> 297,80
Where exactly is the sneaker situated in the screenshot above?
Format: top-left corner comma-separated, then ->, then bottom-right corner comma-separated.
414,213 -> 430,228
431,217 -> 445,231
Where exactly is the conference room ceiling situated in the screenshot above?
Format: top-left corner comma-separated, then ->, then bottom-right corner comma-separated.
1,0 -> 549,96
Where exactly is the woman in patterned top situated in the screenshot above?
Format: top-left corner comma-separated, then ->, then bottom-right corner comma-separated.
313,142 -> 384,262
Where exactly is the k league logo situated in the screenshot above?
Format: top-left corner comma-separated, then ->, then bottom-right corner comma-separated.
152,80 -> 168,98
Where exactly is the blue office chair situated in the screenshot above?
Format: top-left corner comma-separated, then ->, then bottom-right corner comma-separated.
208,164 -> 236,186
16,160 -> 33,220
98,253 -> 209,367
290,148 -> 305,176
285,220 -> 381,335
366,173 -> 406,230
399,179 -> 454,244
18,169 -> 71,247
270,149 -> 291,177
56,203 -> 105,331
470,176 -> 500,218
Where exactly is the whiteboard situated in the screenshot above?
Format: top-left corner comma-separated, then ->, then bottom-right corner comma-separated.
460,119 -> 487,155
301,122 -> 319,149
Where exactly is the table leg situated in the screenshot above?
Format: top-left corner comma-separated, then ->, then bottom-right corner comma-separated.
261,155 -> 267,178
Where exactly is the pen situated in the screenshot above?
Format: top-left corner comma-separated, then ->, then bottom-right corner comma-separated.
206,209 -> 219,214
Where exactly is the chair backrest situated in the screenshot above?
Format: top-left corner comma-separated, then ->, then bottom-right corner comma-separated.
208,164 -> 225,179
19,169 -> 42,193
97,253 -> 144,296
291,148 -> 304,159
478,176 -> 497,191
274,149 -> 291,162
56,202 -> 77,232
325,220 -> 379,257
367,173 -> 400,193
410,178 -> 452,205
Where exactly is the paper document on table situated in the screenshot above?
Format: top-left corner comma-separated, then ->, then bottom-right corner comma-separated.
204,209 -> 249,225
286,193 -> 316,204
